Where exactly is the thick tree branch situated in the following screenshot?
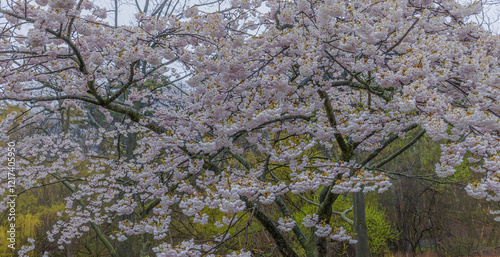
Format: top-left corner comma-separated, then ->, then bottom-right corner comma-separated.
359,124 -> 418,167
315,145 -> 352,255
371,129 -> 426,169
229,150 -> 309,251
317,90 -> 350,154
244,199 -> 299,257
0,95 -> 99,104
51,173 -> 118,257
332,206 -> 354,225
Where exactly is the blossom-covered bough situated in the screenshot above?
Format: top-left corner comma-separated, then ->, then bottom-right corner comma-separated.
1,0 -> 499,256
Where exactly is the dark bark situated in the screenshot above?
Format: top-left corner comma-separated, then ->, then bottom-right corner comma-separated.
353,191 -> 370,257
118,131 -> 138,256
245,200 -> 299,257
140,234 -> 151,257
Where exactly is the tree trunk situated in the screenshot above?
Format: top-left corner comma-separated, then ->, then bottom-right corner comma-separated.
140,234 -> 151,257
65,245 -> 74,257
117,132 -> 138,256
117,214 -> 134,257
353,191 -> 370,257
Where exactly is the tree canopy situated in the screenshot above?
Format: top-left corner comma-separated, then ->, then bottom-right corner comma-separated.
1,0 -> 500,256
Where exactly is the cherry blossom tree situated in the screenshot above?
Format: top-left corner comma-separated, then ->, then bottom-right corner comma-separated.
462,0 -> 500,32
1,0 -> 500,256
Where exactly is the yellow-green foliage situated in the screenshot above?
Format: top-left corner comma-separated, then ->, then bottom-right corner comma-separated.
330,196 -> 397,257
0,192 -> 65,256
365,201 -> 397,256
288,193 -> 396,257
